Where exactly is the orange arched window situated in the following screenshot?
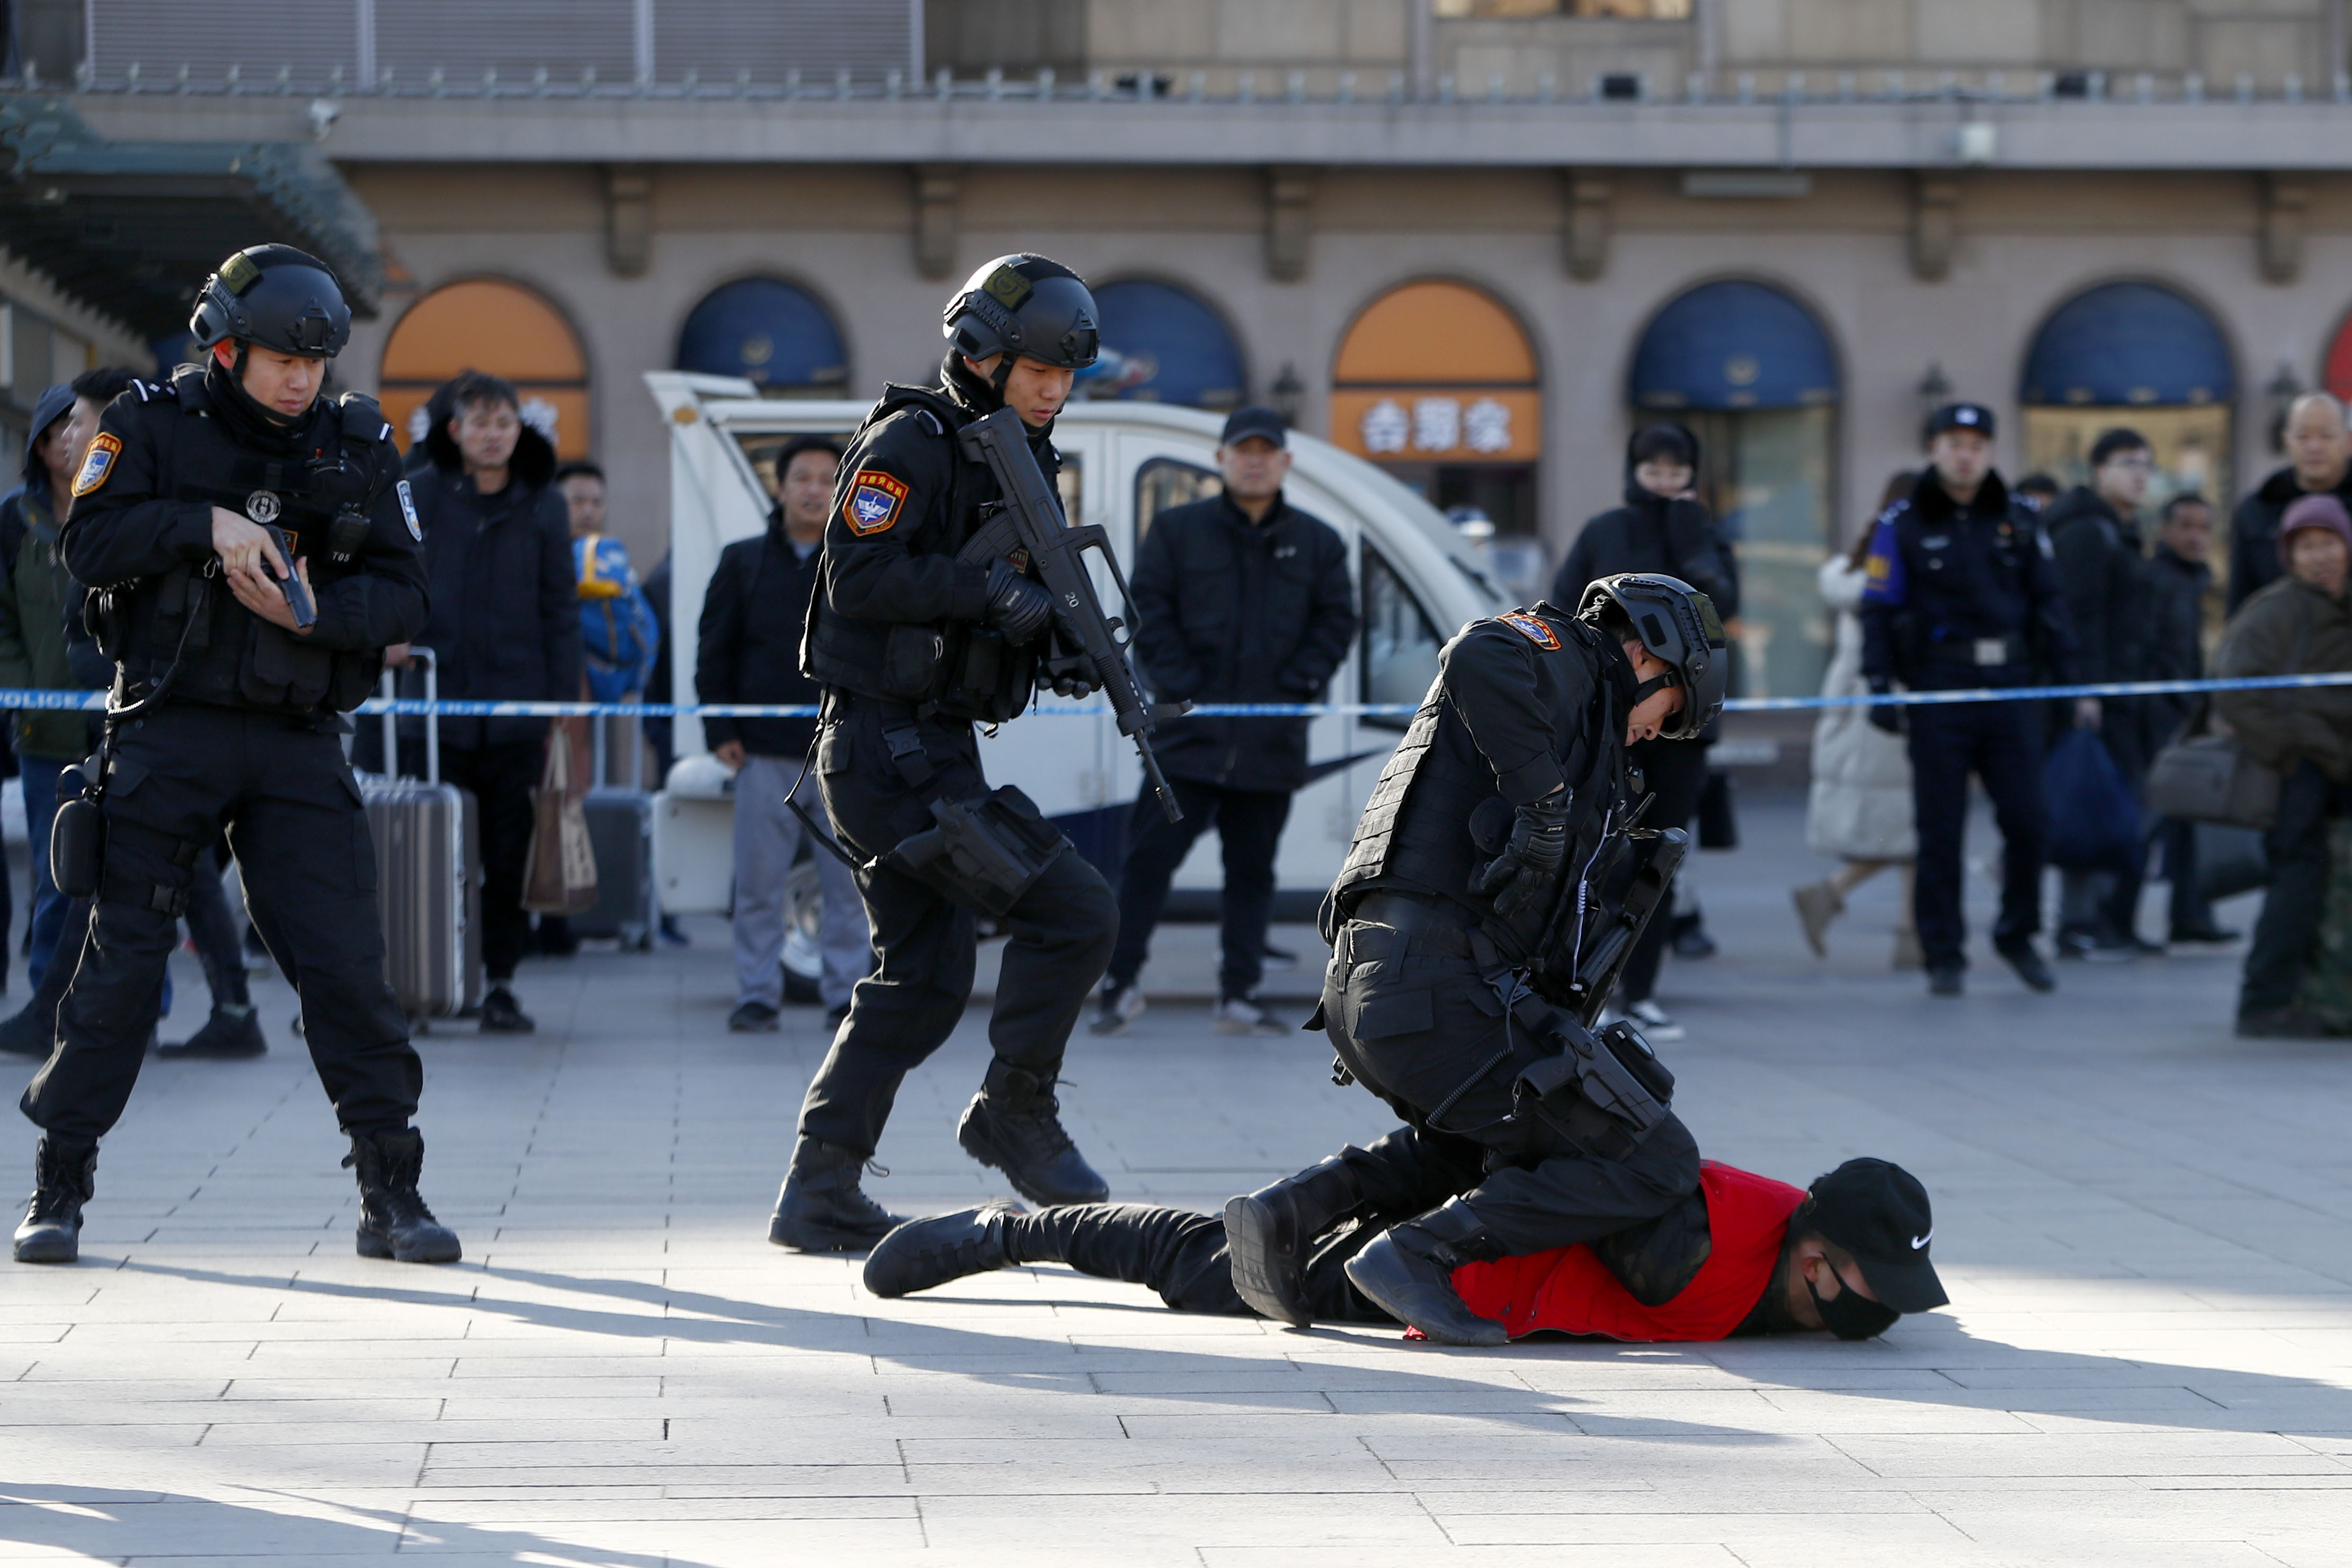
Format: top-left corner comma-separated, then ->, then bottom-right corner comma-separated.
1330,281 -> 1540,463
380,280 -> 591,459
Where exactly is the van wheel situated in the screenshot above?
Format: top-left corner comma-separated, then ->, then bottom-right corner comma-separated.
781,860 -> 823,1004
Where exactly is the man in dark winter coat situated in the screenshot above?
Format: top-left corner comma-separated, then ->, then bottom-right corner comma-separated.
1093,406 -> 1355,1038
403,370 -> 581,1036
1547,423 -> 1739,1043
2140,494 -> 2232,945
698,435 -> 869,1032
2230,392 -> 2352,612
2041,427 -> 2153,959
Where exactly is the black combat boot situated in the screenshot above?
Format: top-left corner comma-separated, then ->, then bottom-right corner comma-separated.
13,1137 -> 96,1264
769,1138 -> 905,1252
157,1003 -> 267,1058
862,1200 -> 1027,1297
343,1128 -> 462,1263
956,1061 -> 1110,1207
1223,1153 -> 1368,1327
1343,1200 -> 1509,1347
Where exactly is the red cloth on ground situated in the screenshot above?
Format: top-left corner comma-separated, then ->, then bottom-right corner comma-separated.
1441,1161 -> 1805,1342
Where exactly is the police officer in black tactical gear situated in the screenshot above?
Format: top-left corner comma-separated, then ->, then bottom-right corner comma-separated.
1219,575 -> 1729,1345
11,244 -> 457,1269
1859,403 -> 2078,1000
769,254 -> 1120,1253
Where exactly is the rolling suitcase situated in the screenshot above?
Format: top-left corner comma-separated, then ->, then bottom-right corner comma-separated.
361,649 -> 484,1026
570,716 -> 655,949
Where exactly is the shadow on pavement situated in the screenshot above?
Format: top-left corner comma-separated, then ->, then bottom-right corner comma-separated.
0,1482 -> 700,1565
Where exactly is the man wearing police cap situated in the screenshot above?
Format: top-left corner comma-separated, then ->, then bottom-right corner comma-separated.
1215,574 -> 1729,1345
1860,403 -> 2079,999
770,253 -> 1119,1254
11,244 -> 456,1268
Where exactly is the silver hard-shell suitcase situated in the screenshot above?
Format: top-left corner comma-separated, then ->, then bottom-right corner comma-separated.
361,649 -> 483,1024
571,716 -> 655,949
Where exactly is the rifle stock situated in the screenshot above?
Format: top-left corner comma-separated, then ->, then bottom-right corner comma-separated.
956,406 -> 1184,823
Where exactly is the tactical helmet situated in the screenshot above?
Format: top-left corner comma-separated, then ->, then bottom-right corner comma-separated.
1577,573 -> 1729,741
190,244 -> 351,358
942,255 -> 1100,376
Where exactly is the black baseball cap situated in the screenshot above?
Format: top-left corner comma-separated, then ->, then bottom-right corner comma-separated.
1924,402 -> 1997,443
1219,405 -> 1288,448
1800,1157 -> 1948,1314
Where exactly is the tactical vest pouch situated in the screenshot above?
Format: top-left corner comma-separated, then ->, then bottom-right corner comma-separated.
1509,1011 -> 1674,1161
884,784 -> 1065,917
933,626 -> 1036,724
880,623 -> 949,701
239,622 -> 334,710
49,761 -> 103,901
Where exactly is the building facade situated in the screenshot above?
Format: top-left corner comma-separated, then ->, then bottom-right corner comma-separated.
10,0 -> 2352,693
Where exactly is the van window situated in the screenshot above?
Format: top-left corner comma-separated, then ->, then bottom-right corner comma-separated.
1360,544 -> 1442,730
1134,457 -> 1221,544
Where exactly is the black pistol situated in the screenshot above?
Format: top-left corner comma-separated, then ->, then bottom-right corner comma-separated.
260,523 -> 316,631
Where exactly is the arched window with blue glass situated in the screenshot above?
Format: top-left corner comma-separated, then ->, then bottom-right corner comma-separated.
2020,281 -> 2234,532
1628,279 -> 1840,698
675,278 -> 849,397
1079,280 -> 1246,411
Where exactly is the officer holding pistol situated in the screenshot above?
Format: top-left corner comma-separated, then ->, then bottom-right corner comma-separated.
12,244 -> 457,1267
1859,403 -> 2078,999
1219,576 -> 1727,1345
770,254 -> 1119,1253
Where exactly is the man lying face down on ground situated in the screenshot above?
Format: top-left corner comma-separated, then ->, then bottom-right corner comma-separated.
863,1132 -> 1947,1343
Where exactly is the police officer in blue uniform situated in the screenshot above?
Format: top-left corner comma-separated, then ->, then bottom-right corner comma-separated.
1860,403 -> 2079,998
11,245 -> 457,1268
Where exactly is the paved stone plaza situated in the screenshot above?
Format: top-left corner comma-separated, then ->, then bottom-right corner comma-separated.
1,794 -> 2349,1565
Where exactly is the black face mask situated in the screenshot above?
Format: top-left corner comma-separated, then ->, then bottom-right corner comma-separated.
1807,1267 -> 1901,1341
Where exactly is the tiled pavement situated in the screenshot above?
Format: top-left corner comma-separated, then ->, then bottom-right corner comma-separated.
2,794 -> 2350,1565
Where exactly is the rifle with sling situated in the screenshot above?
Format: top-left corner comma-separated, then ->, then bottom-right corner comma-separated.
952,406 -> 1186,824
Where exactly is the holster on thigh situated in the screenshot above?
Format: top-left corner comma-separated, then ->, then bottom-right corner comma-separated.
883,785 -> 1066,919
97,818 -> 206,919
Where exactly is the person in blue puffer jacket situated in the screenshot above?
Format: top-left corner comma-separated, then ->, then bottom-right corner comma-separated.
556,461 -> 659,705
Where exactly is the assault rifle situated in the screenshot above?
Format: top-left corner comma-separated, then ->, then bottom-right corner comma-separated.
955,405 -> 1185,824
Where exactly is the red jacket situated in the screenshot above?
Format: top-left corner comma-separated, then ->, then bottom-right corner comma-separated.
1445,1162 -> 1803,1342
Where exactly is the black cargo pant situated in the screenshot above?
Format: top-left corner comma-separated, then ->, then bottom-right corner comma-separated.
800,697 -> 1117,1156
1906,694 -> 2046,970
1107,775 -> 1293,1002
1320,895 -> 1700,1257
21,703 -> 422,1146
2241,760 -> 2352,1015
1018,1125 -> 1482,1321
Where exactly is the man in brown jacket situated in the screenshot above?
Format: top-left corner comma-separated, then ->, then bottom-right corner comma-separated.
2214,494 -> 2352,1037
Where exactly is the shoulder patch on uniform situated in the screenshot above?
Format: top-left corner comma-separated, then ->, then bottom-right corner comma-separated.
396,479 -> 422,541
1500,611 -> 1562,650
70,433 -> 121,498
844,469 -> 910,536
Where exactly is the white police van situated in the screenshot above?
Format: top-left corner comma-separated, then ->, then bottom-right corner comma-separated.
644,371 -> 1504,991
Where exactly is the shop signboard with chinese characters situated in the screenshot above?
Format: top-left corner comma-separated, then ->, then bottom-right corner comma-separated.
1328,387 -> 1542,464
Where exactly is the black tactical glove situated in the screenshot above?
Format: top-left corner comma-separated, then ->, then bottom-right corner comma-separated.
1866,683 -> 1904,736
1048,669 -> 1099,699
984,559 -> 1056,647
1476,792 -> 1571,921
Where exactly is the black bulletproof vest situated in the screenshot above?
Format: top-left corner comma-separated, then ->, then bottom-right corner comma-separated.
801,383 -> 1036,721
105,366 -> 387,716
1327,611 -> 1623,933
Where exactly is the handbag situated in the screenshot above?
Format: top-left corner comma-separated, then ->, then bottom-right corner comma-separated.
2043,728 -> 2142,872
2143,614 -> 2308,831
521,725 -> 600,915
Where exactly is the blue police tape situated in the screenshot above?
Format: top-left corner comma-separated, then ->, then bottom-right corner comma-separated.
2,670 -> 2349,719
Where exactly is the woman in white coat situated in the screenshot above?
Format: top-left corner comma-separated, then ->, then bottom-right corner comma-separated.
1796,473 -> 1921,967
